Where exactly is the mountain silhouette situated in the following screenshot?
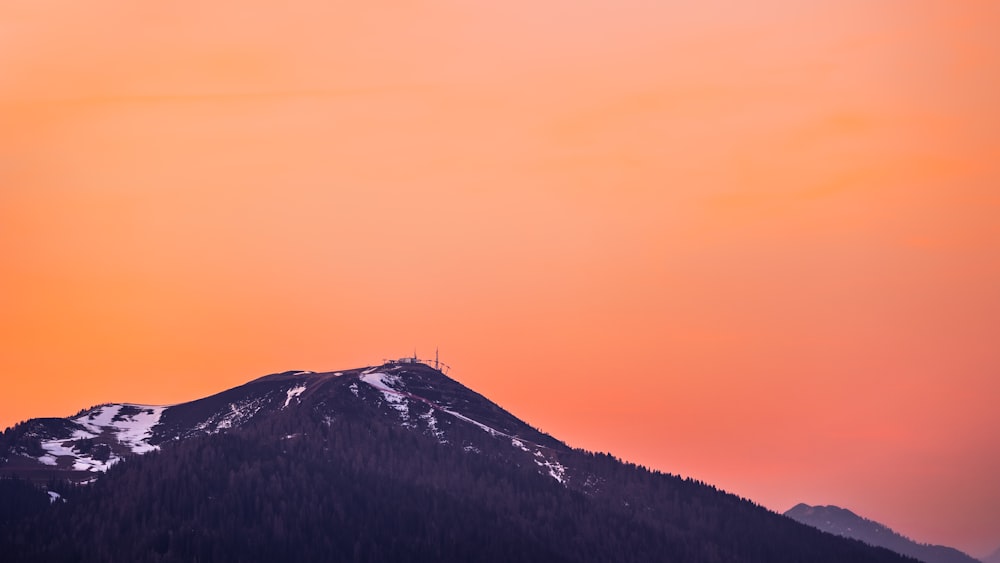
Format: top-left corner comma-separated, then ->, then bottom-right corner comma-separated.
3,360 -> 920,562
785,503 -> 979,563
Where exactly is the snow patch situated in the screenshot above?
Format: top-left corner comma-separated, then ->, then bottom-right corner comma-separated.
360,371 -> 412,426
65,403 -> 167,460
358,373 -> 553,464
438,407 -> 500,437
47,491 -> 62,504
37,454 -> 58,466
37,404 -> 171,472
384,394 -> 410,424
283,384 -> 307,408
74,404 -> 123,435
195,397 -> 268,433
40,439 -> 77,459
72,458 -> 108,472
359,371 -> 401,392
421,409 -> 446,443
357,372 -> 540,452
533,450 -> 567,484
215,404 -> 241,430
70,429 -> 96,440
114,406 -> 167,454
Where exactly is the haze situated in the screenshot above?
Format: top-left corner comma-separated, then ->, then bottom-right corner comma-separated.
2,1 -> 998,556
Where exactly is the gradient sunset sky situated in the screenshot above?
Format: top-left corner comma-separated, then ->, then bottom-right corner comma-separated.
2,1 -> 998,556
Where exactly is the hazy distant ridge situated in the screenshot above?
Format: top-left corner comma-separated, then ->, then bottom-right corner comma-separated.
785,503 -> 981,563
981,547 -> 1000,563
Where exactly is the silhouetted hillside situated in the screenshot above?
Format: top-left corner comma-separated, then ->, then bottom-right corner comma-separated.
2,361 -> 920,562
786,503 -> 979,563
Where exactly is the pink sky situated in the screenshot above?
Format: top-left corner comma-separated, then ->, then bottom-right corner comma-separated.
2,1 -> 999,555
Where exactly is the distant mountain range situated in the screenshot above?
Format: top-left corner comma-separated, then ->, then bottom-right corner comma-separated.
2,360 -> 920,562
983,547 -> 1000,563
785,503 -> 980,563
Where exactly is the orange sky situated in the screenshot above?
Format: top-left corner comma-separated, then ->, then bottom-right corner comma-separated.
2,1 -> 999,555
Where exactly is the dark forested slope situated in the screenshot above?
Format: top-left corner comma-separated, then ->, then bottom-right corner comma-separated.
1,362 -> 918,563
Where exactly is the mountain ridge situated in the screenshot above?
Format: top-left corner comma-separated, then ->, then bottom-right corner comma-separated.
1,362 -> 570,486
785,503 -> 980,563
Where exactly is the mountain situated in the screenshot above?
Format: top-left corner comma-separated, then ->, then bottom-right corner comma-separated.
0,363 -> 566,485
982,547 -> 1000,563
2,360 -> 918,562
785,503 -> 980,563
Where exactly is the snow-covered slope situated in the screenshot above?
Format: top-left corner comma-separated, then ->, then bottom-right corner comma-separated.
355,364 -> 570,482
1,361 -> 571,485
40,404 -> 166,471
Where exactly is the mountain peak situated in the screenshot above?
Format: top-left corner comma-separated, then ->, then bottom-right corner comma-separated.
2,360 -> 567,484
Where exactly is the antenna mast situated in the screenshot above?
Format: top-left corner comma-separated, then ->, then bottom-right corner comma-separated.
435,347 -> 439,370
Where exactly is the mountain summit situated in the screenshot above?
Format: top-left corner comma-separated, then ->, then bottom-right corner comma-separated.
1,360 -> 569,486
3,360 -> 919,562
